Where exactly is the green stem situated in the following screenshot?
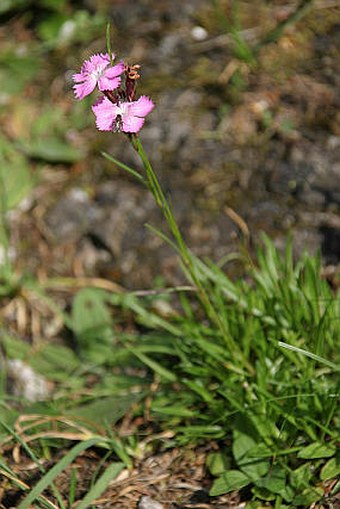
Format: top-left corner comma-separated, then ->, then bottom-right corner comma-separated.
130,135 -> 252,373
0,169 -> 12,281
254,0 -> 314,55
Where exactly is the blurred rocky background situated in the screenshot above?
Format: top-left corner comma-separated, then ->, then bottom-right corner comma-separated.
1,0 -> 339,289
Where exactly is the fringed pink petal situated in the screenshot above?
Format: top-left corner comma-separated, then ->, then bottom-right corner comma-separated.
98,75 -> 121,92
92,96 -> 118,131
127,96 -> 155,117
122,116 -> 145,133
104,61 -> 125,79
73,77 -> 96,100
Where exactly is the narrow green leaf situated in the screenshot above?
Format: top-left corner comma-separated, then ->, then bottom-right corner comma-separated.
151,405 -> 196,418
176,425 -> 224,438
0,419 -> 44,471
145,223 -> 179,253
101,151 -> 145,183
17,437 -> 106,509
132,350 -> 177,382
76,462 -> 124,509
278,342 -> 340,371
68,467 -> 77,507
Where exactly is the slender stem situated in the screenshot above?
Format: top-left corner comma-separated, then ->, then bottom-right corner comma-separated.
130,136 -> 189,263
254,0 -> 314,55
130,135 -> 253,372
0,170 -> 12,281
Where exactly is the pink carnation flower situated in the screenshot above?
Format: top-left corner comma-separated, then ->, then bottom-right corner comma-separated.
92,95 -> 155,133
72,53 -> 124,100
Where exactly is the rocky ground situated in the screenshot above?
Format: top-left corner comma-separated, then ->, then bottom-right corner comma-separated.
25,0 -> 339,290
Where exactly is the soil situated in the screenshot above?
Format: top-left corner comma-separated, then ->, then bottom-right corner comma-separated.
8,0 -> 340,290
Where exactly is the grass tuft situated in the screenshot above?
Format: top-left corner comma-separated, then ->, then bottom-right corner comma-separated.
1,237 -> 338,506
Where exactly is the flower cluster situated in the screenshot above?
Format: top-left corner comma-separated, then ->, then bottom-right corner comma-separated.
72,52 -> 154,134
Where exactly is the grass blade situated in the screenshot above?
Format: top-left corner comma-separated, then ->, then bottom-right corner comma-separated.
101,151 -> 145,183
145,222 -> 180,253
17,437 -> 106,509
278,341 -> 340,371
76,462 -> 124,509
132,350 -> 177,382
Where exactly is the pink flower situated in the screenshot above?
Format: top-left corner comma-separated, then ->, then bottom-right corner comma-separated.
72,53 -> 124,100
92,95 -> 155,133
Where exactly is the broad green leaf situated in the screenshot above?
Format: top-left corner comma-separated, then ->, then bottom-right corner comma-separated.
0,409 -> 19,431
247,443 -> 273,459
297,442 -> 336,459
72,289 -> 111,337
22,138 -> 82,163
37,13 -> 68,42
0,140 -> 32,210
233,422 -> 257,465
65,393 -> 144,426
254,465 -> 286,493
289,462 -> 312,490
293,486 -> 323,506
2,334 -> 30,359
71,288 -> 113,360
245,503 -> 284,509
254,465 -> 293,501
3,335 -> 79,382
210,470 -> 250,496
30,343 -> 80,380
320,455 -> 340,481
251,485 -> 275,501
0,1 -> 27,14
206,451 -> 231,476
232,416 -> 269,480
0,54 -> 39,95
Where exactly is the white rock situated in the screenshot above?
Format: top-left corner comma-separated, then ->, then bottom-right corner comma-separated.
191,26 -> 208,41
7,359 -> 50,402
138,496 -> 165,509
